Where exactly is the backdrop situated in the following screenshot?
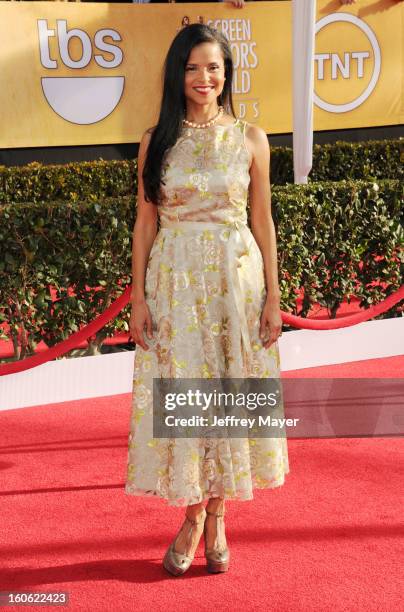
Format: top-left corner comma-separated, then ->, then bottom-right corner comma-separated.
0,0 -> 402,148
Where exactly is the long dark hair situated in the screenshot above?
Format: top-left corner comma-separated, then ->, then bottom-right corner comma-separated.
143,24 -> 236,206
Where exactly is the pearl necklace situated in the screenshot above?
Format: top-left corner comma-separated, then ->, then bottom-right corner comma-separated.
183,106 -> 224,129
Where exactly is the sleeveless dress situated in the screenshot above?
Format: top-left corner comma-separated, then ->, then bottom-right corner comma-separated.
125,118 -> 289,507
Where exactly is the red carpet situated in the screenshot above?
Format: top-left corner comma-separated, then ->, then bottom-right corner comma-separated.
1,356 -> 403,611
283,354 -> 404,377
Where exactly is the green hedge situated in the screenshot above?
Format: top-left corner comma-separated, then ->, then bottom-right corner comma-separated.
271,138 -> 403,185
0,178 -> 402,362
0,159 -> 135,206
0,138 -> 402,207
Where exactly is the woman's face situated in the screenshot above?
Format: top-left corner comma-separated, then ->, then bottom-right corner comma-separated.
184,42 -> 226,107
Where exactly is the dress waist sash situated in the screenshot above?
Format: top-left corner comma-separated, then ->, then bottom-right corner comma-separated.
159,219 -> 246,230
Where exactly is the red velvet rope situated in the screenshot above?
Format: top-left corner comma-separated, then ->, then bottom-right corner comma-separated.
0,284 -> 402,377
0,286 -> 131,377
282,286 -> 404,330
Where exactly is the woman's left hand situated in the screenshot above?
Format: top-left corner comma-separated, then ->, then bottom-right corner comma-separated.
259,299 -> 283,349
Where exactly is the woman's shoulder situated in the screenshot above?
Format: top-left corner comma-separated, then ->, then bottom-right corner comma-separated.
242,122 -> 269,166
243,121 -> 268,142
138,126 -> 157,154
143,126 -> 156,140
138,127 -> 156,162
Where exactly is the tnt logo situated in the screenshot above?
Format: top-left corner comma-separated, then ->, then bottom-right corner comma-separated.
38,19 -> 124,124
314,13 -> 381,113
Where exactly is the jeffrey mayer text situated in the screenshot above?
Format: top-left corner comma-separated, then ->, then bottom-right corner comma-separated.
211,415 -> 299,429
165,415 -> 299,429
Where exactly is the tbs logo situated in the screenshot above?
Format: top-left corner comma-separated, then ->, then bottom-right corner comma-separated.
38,19 -> 124,124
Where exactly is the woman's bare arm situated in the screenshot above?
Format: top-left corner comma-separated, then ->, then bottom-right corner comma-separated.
244,124 -> 282,347
245,124 -> 281,307
130,130 -> 158,304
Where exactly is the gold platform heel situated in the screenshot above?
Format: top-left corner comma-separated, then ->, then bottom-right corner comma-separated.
163,508 -> 206,576
204,508 -> 230,573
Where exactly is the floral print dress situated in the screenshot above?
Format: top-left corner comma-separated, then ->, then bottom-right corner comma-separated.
125,118 -> 289,506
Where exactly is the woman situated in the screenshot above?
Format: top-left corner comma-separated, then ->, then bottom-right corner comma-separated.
125,23 -> 289,576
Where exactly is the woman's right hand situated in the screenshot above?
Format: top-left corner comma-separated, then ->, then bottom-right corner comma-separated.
129,298 -> 153,351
